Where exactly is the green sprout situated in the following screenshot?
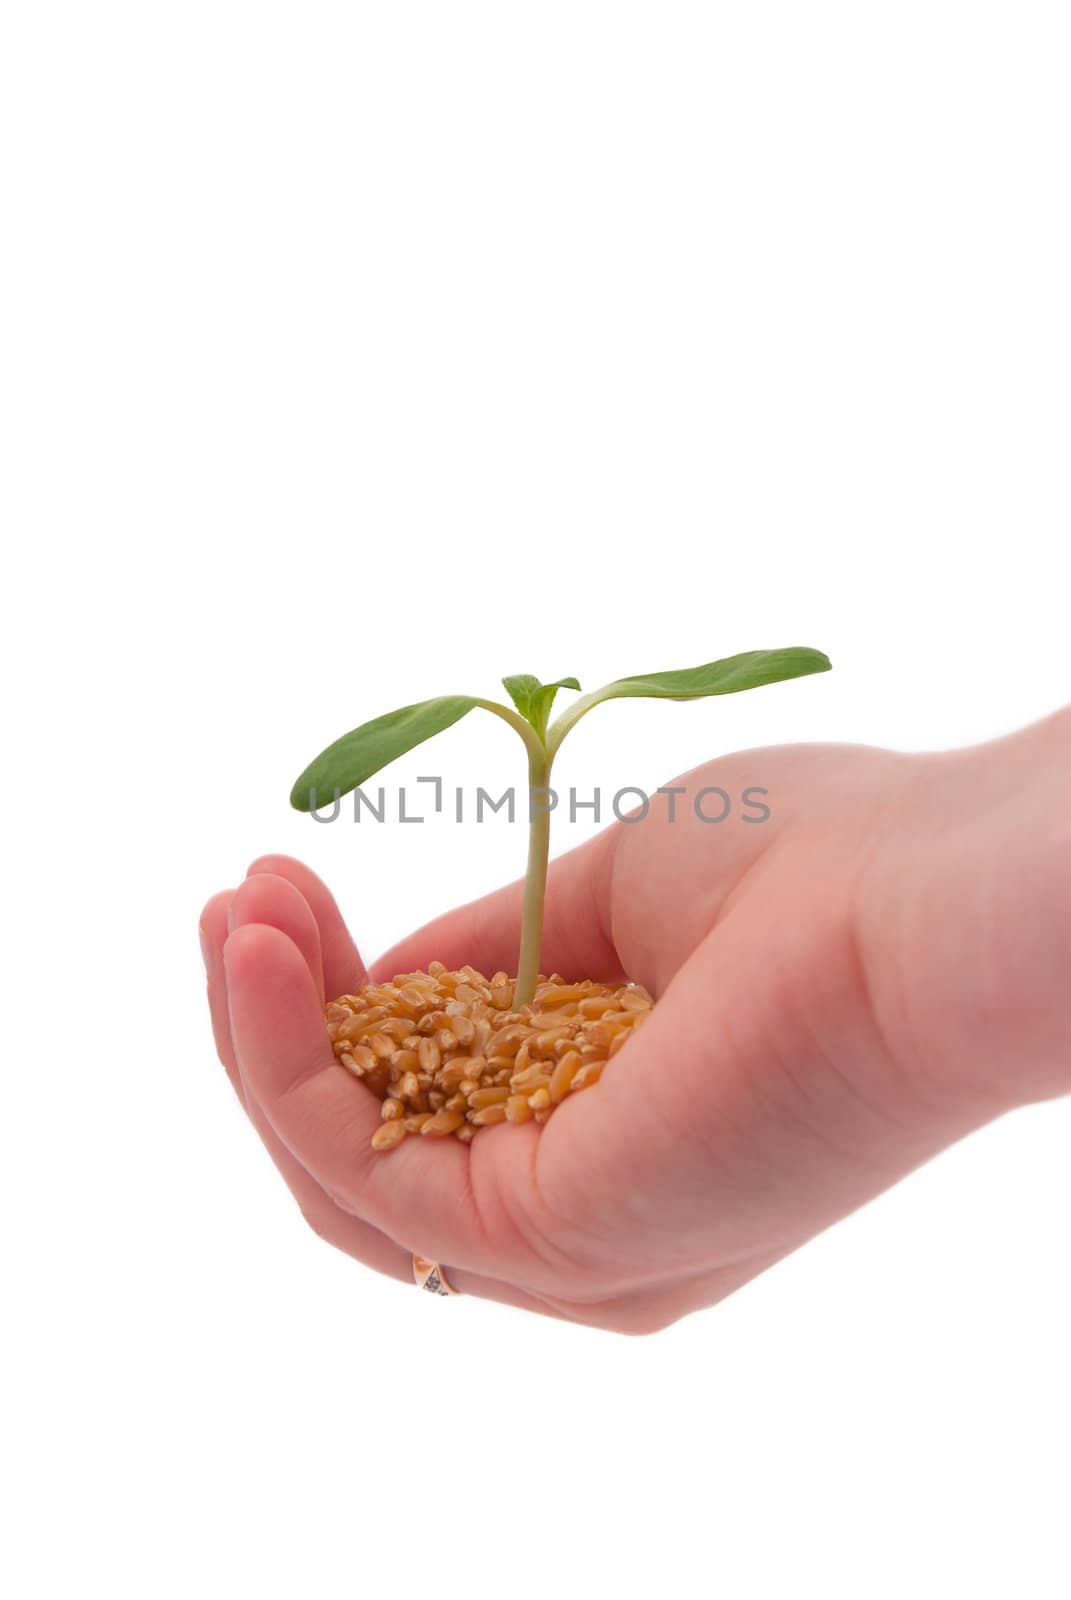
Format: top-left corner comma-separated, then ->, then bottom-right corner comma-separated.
290,647 -> 832,1007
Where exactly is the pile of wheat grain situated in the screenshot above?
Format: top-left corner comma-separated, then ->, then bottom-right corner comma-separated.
324,962 -> 653,1150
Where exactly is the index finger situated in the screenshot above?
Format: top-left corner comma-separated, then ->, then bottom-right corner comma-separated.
247,854 -> 366,997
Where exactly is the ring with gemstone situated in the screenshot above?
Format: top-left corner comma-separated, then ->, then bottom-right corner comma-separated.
412,1254 -> 459,1295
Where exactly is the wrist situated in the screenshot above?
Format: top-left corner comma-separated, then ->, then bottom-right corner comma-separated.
869,714 -> 1071,1118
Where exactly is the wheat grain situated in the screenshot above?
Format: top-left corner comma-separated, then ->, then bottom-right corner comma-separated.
321,967 -> 653,1150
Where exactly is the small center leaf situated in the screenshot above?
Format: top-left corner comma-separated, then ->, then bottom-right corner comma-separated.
501,674 -> 582,740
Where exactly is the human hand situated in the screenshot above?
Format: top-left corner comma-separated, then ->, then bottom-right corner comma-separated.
200,709 -> 1071,1332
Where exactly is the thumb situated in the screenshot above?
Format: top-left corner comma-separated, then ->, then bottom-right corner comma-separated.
534,873 -> 974,1278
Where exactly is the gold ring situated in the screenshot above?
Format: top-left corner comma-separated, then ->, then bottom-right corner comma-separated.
412,1254 -> 459,1296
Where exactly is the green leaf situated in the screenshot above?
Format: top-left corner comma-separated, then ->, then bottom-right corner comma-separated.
502,674 -> 581,740
547,647 -> 831,749
589,647 -> 831,702
290,696 -> 484,812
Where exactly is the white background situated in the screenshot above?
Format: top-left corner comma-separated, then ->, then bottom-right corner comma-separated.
3,4 -> 1069,1596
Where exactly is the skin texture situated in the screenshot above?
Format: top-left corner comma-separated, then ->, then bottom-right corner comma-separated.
200,707 -> 1071,1333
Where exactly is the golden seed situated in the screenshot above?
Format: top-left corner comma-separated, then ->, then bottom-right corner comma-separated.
470,1104 -> 507,1126
532,1027 -> 571,1056
488,1030 -> 525,1058
467,1085 -> 510,1109
418,1037 -> 441,1074
422,1109 -> 466,1136
472,1019 -> 493,1054
371,1120 -> 407,1151
334,1014 -> 366,1042
572,1062 -> 604,1091
549,1049 -> 582,1101
511,1065 -> 552,1093
534,983 -> 589,1007
452,1015 -> 475,1046
378,1018 -> 412,1042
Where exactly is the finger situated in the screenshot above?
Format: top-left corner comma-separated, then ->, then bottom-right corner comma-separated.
200,888 -> 241,1093
212,885 -> 556,1308
371,823 -> 623,985
246,854 -> 366,997
199,885 -> 410,1281
229,872 -> 325,1003
224,922 -> 506,1274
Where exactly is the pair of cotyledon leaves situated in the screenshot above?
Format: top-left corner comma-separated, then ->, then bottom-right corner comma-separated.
290,647 -> 832,812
